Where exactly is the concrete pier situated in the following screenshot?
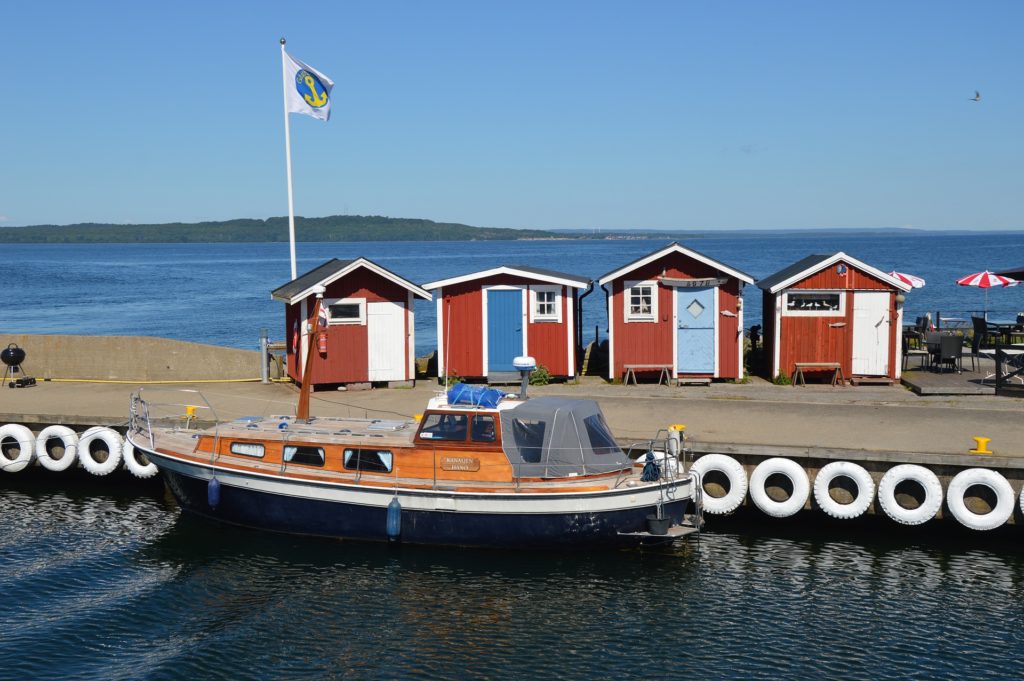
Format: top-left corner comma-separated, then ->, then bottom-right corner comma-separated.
2,335 -> 1024,526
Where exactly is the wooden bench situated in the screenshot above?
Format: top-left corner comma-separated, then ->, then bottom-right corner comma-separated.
792,362 -> 845,386
623,364 -> 673,386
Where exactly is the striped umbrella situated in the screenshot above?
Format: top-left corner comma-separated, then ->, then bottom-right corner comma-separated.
955,270 -> 1018,315
888,271 -> 926,288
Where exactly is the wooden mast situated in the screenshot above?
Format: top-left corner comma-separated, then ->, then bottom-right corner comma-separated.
296,294 -> 323,422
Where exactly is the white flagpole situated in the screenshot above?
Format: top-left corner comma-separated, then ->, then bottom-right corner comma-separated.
280,37 -> 298,281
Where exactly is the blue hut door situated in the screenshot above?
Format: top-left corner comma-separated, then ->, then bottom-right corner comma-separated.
486,288 -> 524,373
677,287 -> 716,374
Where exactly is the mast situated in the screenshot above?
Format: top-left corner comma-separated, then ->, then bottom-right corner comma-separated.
296,292 -> 323,422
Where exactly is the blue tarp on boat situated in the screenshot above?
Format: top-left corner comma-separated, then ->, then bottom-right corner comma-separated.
447,383 -> 505,408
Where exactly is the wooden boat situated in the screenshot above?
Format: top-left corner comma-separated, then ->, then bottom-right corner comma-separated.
127,387 -> 700,548
126,298 -> 701,548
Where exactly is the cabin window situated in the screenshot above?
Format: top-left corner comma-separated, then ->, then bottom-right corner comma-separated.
583,414 -> 622,456
471,415 -> 497,442
782,291 -> 845,316
418,413 -> 469,441
229,442 -> 265,458
283,445 -> 326,467
624,280 -> 657,322
511,418 -> 546,463
343,448 -> 393,473
530,286 -> 562,323
325,298 -> 366,325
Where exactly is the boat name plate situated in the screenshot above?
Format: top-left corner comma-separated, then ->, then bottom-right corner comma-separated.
440,456 -> 481,472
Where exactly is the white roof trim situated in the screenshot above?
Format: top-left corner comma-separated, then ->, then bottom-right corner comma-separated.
273,258 -> 432,305
423,266 -> 589,291
597,242 -> 754,285
764,251 -> 912,293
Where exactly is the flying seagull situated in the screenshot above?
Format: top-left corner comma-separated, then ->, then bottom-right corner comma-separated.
970,90 -> 981,102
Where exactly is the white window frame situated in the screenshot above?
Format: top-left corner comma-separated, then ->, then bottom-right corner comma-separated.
781,290 -> 846,317
529,285 -> 562,323
624,280 -> 658,322
324,297 -> 366,325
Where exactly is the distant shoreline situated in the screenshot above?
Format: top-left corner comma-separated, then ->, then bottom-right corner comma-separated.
1,214 -> 1020,244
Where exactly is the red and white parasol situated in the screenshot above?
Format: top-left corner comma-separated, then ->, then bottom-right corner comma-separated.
955,270 -> 1018,315
888,271 -> 926,289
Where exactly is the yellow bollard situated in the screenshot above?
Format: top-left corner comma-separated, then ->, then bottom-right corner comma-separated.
413,413 -> 423,422
969,436 -> 993,455
185,406 -> 198,418
670,424 -> 686,432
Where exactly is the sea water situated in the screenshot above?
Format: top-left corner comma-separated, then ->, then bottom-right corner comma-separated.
2,233 -> 1023,354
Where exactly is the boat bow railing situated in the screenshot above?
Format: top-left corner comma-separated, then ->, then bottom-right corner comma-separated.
129,388 -> 220,454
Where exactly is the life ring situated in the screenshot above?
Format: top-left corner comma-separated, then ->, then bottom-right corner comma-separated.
877,464 -> 942,526
812,461 -> 875,520
946,468 -> 1014,531
749,457 -> 810,518
0,424 -> 35,473
689,454 -> 748,515
35,425 -> 79,472
122,440 -> 158,479
77,427 -> 123,476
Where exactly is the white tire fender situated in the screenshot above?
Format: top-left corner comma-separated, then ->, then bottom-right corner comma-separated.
749,457 -> 810,518
813,461 -> 875,520
689,454 -> 748,515
78,427 -> 123,476
0,424 -> 35,473
35,425 -> 79,472
122,440 -> 158,479
946,468 -> 1014,531
877,464 -> 943,526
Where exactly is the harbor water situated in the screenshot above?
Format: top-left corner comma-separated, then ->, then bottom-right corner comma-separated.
3,233 -> 1024,678
2,476 -> 1024,679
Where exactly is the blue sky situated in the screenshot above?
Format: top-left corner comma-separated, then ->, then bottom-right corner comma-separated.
2,1 -> 1021,230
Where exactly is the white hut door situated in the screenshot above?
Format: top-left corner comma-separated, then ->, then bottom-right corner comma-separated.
367,301 -> 406,381
852,292 -> 890,376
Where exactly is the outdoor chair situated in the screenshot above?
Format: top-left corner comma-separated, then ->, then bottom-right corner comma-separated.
935,334 -> 963,374
902,332 -> 929,370
971,316 -> 999,348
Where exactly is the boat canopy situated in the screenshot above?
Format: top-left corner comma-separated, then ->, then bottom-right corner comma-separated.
499,397 -> 632,478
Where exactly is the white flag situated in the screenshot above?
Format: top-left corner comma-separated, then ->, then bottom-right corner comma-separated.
283,51 -> 334,121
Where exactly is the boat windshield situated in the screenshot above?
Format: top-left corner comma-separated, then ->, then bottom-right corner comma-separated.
500,397 -> 632,478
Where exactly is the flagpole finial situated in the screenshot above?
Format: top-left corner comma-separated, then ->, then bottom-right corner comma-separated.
280,37 -> 286,45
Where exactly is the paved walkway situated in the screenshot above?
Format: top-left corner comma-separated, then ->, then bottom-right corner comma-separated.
2,376 -> 1022,458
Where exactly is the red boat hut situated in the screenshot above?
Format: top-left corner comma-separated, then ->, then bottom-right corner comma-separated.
597,242 -> 755,383
757,252 -> 912,384
423,266 -> 590,381
271,258 -> 431,387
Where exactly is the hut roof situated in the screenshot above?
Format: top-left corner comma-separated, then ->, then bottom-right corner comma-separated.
271,257 -> 431,305
596,242 -> 754,285
756,252 -> 911,293
423,265 -> 590,291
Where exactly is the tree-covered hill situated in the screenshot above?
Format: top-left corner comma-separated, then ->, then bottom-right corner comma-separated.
0,215 -> 560,243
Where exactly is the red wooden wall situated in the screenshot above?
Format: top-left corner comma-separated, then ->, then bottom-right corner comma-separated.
286,268 -> 412,385
609,253 -> 744,380
439,274 -> 576,378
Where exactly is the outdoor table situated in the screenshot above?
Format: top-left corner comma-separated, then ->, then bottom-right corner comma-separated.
977,346 -> 1024,384
985,320 -> 1024,345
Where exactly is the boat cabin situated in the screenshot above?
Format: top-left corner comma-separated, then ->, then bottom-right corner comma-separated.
271,257 -> 431,388
757,252 -> 912,382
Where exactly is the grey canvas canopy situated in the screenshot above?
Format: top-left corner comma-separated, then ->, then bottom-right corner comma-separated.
499,397 -> 633,478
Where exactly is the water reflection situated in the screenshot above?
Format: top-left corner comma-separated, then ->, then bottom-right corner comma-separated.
2,480 -> 1024,679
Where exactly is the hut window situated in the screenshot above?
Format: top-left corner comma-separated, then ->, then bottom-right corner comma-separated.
230,442 -> 265,458
782,291 -> 845,316
624,280 -> 657,322
283,445 -> 326,467
343,448 -> 393,473
530,286 -> 562,322
325,298 -> 366,325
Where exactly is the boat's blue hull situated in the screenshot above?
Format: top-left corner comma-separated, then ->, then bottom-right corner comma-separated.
162,469 -> 691,549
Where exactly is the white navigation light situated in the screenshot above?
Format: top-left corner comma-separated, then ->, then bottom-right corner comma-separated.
513,356 -> 537,371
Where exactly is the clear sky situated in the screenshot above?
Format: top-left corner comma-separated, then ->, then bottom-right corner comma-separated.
2,1 -> 1021,230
